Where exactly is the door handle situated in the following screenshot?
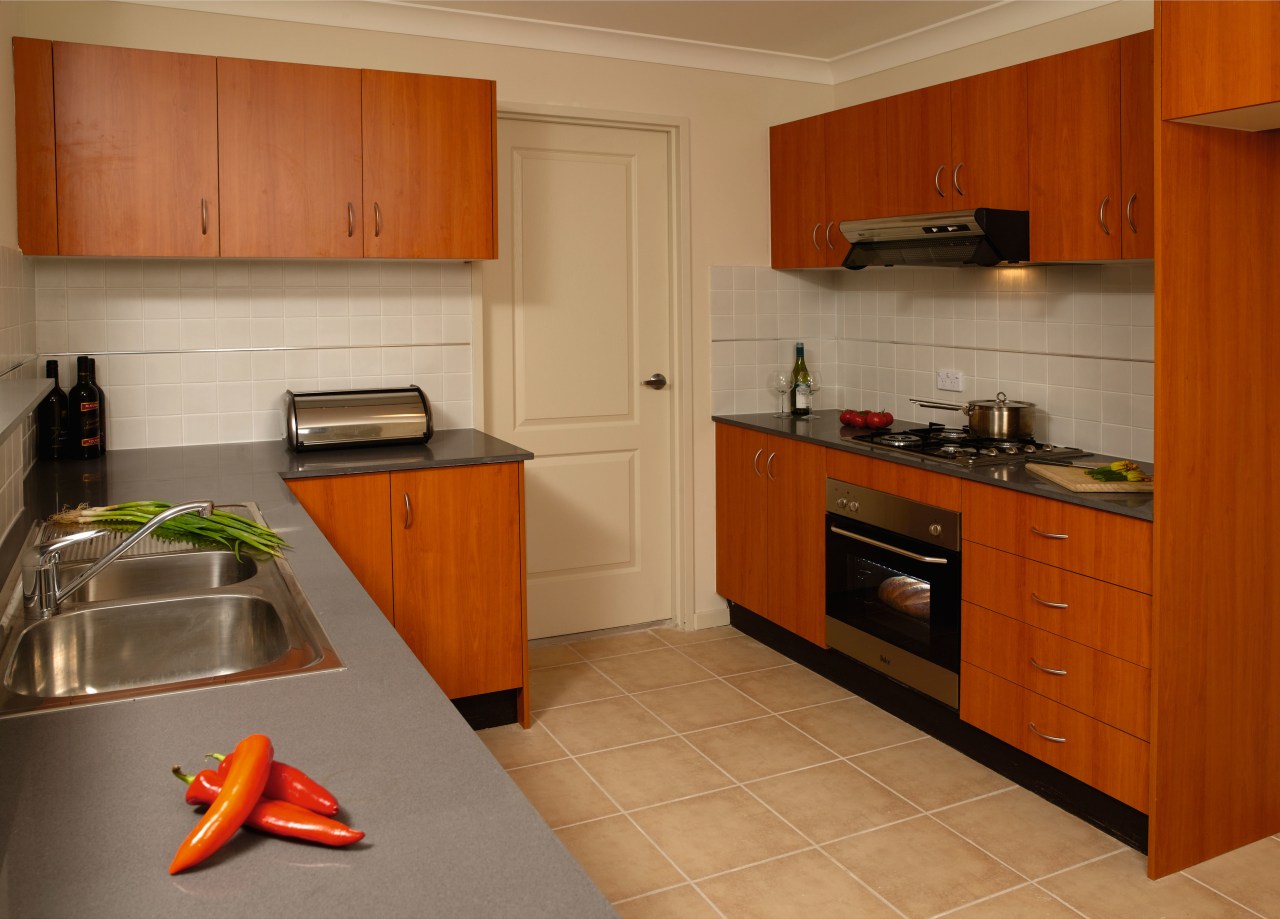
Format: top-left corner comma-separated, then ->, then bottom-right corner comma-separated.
643,373 -> 668,390
403,492 -> 412,529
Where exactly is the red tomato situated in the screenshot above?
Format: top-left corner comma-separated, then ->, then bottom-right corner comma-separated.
839,409 -> 857,425
879,410 -> 894,427
849,411 -> 868,428
866,411 -> 889,429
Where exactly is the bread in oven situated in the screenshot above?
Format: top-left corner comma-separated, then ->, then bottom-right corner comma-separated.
878,575 -> 931,620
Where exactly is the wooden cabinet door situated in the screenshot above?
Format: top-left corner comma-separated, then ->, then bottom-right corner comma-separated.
1161,0 -> 1280,122
824,101 -> 883,256
286,474 -> 394,622
390,464 -> 525,699
13,38 -> 57,256
764,435 -> 827,646
1120,31 -> 1155,259
949,64 -> 1030,211
361,69 -> 496,259
1028,41 -> 1122,261
52,41 -> 218,257
769,115 -> 829,268
218,58 -> 363,258
715,423 -> 769,613
879,84 -> 953,217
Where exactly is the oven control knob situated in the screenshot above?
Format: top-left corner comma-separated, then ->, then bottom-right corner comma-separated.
850,501 -> 859,513
928,523 -> 943,537
836,498 -> 848,509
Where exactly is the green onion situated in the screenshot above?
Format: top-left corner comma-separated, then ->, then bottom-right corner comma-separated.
49,501 -> 289,558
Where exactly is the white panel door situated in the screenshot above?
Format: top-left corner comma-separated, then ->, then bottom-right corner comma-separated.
483,116 -> 673,639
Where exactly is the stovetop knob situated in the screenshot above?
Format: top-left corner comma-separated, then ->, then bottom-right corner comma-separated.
928,523 -> 943,537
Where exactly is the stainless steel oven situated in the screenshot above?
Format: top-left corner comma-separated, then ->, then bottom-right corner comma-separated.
825,479 -> 961,708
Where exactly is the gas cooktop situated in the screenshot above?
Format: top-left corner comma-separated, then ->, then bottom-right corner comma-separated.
840,422 -> 1092,469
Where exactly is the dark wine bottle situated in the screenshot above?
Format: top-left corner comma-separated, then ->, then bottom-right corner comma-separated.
36,359 -> 68,461
789,341 -> 811,417
87,356 -> 106,451
67,355 -> 103,460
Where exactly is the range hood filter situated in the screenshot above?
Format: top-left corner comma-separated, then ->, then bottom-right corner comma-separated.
840,208 -> 1030,269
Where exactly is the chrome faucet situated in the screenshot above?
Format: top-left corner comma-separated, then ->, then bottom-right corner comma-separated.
22,501 -> 215,620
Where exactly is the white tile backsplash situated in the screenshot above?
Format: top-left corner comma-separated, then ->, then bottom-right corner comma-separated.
711,262 -> 1156,462
33,257 -> 476,450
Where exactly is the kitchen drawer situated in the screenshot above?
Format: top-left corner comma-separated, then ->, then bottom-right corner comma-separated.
827,449 -> 963,511
962,602 -> 1150,739
961,663 -> 1149,812
962,541 -> 1151,666
961,481 -> 1152,592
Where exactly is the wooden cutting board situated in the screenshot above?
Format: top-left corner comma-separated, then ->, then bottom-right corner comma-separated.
1026,462 -> 1154,492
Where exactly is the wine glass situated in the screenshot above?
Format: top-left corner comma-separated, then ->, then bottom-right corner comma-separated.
803,369 -> 823,420
768,369 -> 791,418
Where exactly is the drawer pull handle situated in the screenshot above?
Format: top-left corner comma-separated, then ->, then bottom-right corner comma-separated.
1031,526 -> 1069,540
403,492 -> 413,529
766,451 -> 777,481
1031,592 -> 1068,609
1029,722 -> 1067,743
752,448 -> 764,477
1030,658 -> 1068,676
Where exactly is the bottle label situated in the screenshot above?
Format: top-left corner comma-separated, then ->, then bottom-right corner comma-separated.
80,435 -> 101,448
795,384 -> 811,411
80,401 -> 98,412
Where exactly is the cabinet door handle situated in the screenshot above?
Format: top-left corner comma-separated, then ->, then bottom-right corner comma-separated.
752,448 -> 764,477
1030,658 -> 1068,676
1099,195 -> 1111,236
1028,722 -> 1067,743
403,492 -> 413,529
811,223 -> 821,250
347,202 -> 355,238
934,164 -> 946,198
1126,192 -> 1138,234
825,222 -> 836,249
374,202 -> 383,238
1031,526 -> 1069,540
1031,592 -> 1068,609
201,197 -> 209,236
766,451 -> 777,481
952,162 -> 965,197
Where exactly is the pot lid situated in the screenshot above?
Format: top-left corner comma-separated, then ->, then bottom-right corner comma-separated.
968,391 -> 1035,408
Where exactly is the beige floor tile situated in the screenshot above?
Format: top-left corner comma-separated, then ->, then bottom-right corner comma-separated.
853,737 -> 1013,811
614,885 -> 721,919
747,760 -> 920,843
781,696 -> 925,757
698,849 -> 901,919
555,815 -> 684,902
570,630 -> 668,660
633,678 -> 770,733
630,787 -> 808,880
725,664 -> 851,712
506,759 -> 619,828
1184,835 -> 1280,918
1043,849 -> 1258,919
591,648 -> 717,693
675,635 -> 792,676
538,696 -> 674,755
528,643 -> 585,669
934,787 -> 1123,879
577,737 -> 733,810
651,625 -> 739,646
942,883 -> 1084,919
476,720 -> 567,769
529,662 -> 623,710
825,816 -> 1023,919
685,716 -> 836,783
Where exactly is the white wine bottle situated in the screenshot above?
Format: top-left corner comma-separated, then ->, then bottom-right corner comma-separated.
789,342 -> 811,417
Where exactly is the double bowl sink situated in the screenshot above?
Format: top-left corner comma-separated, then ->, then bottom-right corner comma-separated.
0,504 -> 342,718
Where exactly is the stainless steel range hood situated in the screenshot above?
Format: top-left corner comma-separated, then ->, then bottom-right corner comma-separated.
839,208 -> 1029,269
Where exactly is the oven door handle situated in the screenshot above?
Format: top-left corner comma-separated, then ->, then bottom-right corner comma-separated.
830,526 -> 951,565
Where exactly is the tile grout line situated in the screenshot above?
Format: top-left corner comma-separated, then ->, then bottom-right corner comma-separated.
1177,871 -> 1270,919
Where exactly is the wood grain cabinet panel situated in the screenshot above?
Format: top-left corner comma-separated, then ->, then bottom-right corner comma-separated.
962,541 -> 1151,666
824,100 -> 882,254
362,69 -> 497,259
879,84 -> 954,217
962,481 -> 1152,592
1120,31 -> 1155,259
770,115 -> 831,268
51,41 -> 219,257
217,58 -> 363,258
1161,0 -> 1280,123
949,64 -> 1030,211
12,38 -> 57,256
826,449 -> 963,511
715,424 -> 769,615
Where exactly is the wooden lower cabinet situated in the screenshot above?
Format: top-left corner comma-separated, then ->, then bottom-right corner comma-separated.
288,463 -> 529,725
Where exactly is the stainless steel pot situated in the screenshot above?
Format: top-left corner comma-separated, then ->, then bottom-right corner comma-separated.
910,392 -> 1035,440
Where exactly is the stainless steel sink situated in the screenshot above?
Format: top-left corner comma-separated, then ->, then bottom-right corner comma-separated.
0,503 -> 342,717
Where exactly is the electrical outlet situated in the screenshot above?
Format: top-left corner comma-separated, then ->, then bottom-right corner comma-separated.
936,370 -> 964,392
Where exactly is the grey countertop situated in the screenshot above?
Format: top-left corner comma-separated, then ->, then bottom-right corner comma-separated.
714,413 -> 1154,522
0,431 -> 615,919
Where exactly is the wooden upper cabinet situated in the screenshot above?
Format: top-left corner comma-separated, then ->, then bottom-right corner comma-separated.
52,41 -> 219,257
949,64 -> 1030,211
770,115 -> 830,268
879,84 -> 954,217
1028,40 -> 1123,261
13,38 -> 57,255
362,69 -> 497,259
1161,0 -> 1280,128
217,58 -> 363,258
1120,31 -> 1155,259
824,100 -> 882,253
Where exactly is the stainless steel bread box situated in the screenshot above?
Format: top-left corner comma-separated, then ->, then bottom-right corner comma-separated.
286,387 -> 433,451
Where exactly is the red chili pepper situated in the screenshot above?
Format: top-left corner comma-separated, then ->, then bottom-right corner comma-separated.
169,733 -> 273,874
211,751 -> 339,817
172,767 -> 364,847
